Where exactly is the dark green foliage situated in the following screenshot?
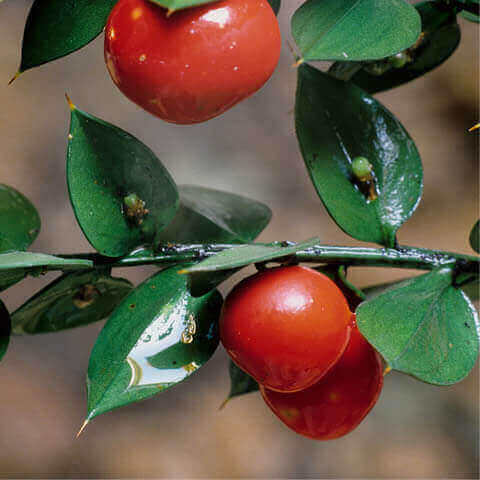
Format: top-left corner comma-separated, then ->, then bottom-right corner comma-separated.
295,64 -> 423,247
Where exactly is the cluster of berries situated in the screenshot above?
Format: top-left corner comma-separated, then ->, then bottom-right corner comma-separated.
220,266 -> 384,440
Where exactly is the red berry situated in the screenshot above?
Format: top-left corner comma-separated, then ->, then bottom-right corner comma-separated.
104,0 -> 281,124
260,325 -> 384,440
220,266 -> 354,393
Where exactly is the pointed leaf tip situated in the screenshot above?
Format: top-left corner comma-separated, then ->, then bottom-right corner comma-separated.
76,419 -> 89,438
8,72 -> 21,86
65,93 -> 76,111
469,123 -> 479,132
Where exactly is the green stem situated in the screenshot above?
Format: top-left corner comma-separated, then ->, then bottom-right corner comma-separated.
58,243 -> 480,274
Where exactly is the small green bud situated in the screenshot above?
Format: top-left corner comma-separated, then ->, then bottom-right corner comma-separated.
123,193 -> 149,225
389,52 -> 409,69
352,157 -> 373,181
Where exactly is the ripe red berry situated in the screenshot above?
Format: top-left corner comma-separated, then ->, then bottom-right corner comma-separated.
104,0 -> 281,124
220,266 -> 354,393
260,325 -> 384,440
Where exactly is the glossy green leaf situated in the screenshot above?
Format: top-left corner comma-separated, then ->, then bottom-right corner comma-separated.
67,103 -> 179,258
222,361 -> 259,407
291,0 -> 421,62
346,2 -> 461,94
268,0 -> 281,15
156,185 -> 271,244
17,0 -> 117,73
0,184 -> 40,252
364,276 -> 480,302
147,0 -> 217,12
295,64 -> 423,247
85,265 -> 222,422
470,220 -> 480,253
11,271 -> 132,334
0,251 -> 92,272
187,268 -> 241,297
357,268 -> 480,385
181,238 -> 320,274
0,300 -> 11,362
0,251 -> 92,292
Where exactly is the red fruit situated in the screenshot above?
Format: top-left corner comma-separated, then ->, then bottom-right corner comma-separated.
260,325 -> 384,440
104,0 -> 281,124
220,266 -> 354,393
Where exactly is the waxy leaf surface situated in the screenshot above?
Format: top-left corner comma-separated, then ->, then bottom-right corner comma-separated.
181,238 -> 320,274
18,0 -> 118,73
0,252 -> 92,292
86,265 -> 222,421
147,0 -> 280,14
364,277 -> 480,302
348,2 -> 461,94
0,300 -> 11,362
12,270 -> 132,334
67,105 -> 179,257
357,269 -> 480,385
156,185 -> 271,244
223,361 -> 258,406
0,184 -> 40,252
295,65 -> 423,247
291,0 -> 421,61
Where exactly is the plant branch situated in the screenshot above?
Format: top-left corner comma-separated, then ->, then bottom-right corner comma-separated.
58,243 -> 480,275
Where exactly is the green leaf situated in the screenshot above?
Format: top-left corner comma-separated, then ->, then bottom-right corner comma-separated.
147,0 -> 218,13
0,251 -> 93,272
17,0 -> 118,73
357,268 -> 480,385
364,276 -> 480,303
11,270 -> 132,334
0,251 -> 92,292
460,0 -> 480,22
156,185 -> 271,244
180,238 -> 320,274
463,279 -> 480,302
85,265 -> 222,422
268,0 -> 281,15
0,300 -> 11,362
470,220 -> 480,253
0,269 -> 28,293
67,102 -> 179,258
0,184 -> 40,253
295,64 -> 423,247
346,2 -> 461,94
291,0 -> 421,62
221,361 -> 259,408
461,11 -> 479,22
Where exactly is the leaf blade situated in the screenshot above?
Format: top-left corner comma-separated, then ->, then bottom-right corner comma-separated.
18,0 -> 118,73
0,184 -> 40,253
11,271 -> 133,334
346,1 -> 461,94
156,185 -> 271,244
295,64 -> 423,247
292,0 -> 421,62
357,269 -> 480,385
181,238 -> 320,274
67,105 -> 179,257
86,265 -> 222,421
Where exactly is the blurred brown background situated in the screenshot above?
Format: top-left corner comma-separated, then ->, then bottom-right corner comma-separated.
0,0 -> 479,478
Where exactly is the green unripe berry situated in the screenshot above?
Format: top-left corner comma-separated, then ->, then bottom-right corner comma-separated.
352,157 -> 373,180
389,52 -> 409,69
